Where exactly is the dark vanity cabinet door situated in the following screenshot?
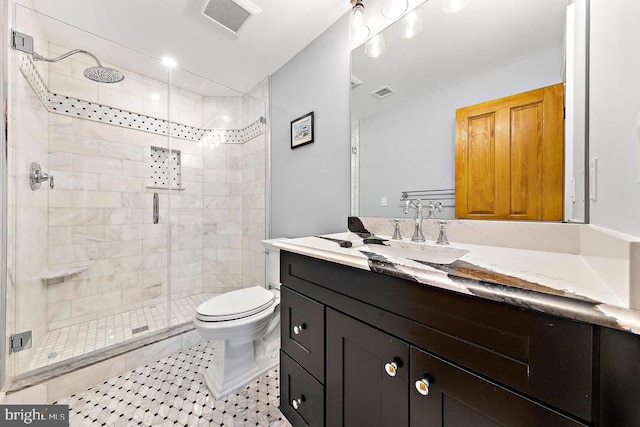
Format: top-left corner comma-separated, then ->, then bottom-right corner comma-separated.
409,347 -> 588,427
599,327 -> 640,427
280,350 -> 324,427
326,309 -> 409,427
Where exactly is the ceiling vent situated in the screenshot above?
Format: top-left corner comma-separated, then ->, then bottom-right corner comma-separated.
351,75 -> 363,89
200,0 -> 261,35
371,86 -> 395,99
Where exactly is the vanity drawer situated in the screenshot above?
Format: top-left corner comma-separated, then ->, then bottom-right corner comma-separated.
280,350 -> 324,427
281,287 -> 325,380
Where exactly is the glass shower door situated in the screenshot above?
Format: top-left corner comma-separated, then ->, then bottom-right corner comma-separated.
8,3 -> 173,380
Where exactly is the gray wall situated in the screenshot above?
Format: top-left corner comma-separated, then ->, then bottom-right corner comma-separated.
270,15 -> 351,238
589,0 -> 640,237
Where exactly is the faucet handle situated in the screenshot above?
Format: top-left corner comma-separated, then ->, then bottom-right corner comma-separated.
436,220 -> 449,245
391,219 -> 402,240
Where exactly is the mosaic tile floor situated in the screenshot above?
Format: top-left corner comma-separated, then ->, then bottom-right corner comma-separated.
29,293 -> 216,370
54,342 -> 292,427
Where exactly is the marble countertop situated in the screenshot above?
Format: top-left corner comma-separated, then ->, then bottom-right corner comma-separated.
274,232 -> 640,335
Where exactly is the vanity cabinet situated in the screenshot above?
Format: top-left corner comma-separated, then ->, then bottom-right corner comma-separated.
279,250 -> 640,426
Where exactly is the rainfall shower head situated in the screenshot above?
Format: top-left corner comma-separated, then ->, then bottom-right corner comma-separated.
83,66 -> 125,84
12,32 -> 124,83
31,49 -> 124,83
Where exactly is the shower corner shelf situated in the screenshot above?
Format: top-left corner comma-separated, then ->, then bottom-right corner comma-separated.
41,266 -> 88,283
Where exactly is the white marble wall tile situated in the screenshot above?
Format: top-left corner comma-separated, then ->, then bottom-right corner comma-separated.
98,85 -> 144,113
48,71 -> 99,101
121,283 -> 163,302
49,132 -> 100,156
48,300 -> 71,323
72,117 -> 125,142
74,154 -> 123,175
48,279 -> 99,304
50,171 -> 100,191
99,141 -> 145,161
98,175 -> 143,193
48,226 -> 72,246
49,151 -> 74,170
71,291 -> 122,318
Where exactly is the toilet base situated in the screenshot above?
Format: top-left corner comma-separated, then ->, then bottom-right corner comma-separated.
203,339 -> 279,400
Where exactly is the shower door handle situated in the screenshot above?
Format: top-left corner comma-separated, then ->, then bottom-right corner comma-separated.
153,193 -> 159,224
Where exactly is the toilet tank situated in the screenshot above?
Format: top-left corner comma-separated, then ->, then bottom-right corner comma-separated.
261,238 -> 288,290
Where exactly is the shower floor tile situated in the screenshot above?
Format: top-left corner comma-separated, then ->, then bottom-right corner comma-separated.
29,293 -> 216,371
54,342 -> 292,427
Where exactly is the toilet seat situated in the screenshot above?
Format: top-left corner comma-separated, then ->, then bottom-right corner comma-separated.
196,286 -> 276,322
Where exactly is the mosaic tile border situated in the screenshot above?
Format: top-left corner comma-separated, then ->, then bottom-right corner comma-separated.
19,54 -> 264,144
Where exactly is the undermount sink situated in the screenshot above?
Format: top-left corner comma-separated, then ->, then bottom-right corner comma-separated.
358,239 -> 470,265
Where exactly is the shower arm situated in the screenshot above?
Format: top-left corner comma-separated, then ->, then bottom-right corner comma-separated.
32,49 -> 102,67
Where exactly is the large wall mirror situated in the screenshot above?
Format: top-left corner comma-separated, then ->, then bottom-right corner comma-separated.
351,0 -> 588,222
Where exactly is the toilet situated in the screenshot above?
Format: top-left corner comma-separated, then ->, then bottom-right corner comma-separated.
193,238 -> 285,399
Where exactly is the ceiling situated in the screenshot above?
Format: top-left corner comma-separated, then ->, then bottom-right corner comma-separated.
25,0 -> 351,96
352,0 -> 568,119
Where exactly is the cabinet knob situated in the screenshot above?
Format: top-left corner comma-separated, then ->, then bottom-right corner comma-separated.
384,360 -> 399,377
293,324 -> 305,335
292,397 -> 304,410
415,378 -> 430,396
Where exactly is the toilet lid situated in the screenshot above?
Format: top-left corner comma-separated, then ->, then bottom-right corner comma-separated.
196,286 -> 276,321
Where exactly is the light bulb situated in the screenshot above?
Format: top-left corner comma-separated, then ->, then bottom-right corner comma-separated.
349,1 -> 371,43
162,57 -> 177,68
442,0 -> 472,13
381,0 -> 408,19
364,34 -> 386,58
398,10 -> 422,39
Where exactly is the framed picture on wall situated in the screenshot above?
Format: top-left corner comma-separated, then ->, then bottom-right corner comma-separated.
291,112 -> 314,149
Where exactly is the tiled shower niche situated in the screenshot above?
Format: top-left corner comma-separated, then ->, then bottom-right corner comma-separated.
150,146 -> 182,190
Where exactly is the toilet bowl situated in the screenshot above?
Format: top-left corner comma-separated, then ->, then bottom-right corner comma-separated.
194,286 -> 280,399
193,238 -> 286,399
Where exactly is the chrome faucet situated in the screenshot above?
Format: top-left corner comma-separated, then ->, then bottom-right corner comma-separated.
436,220 -> 449,245
426,200 -> 443,219
403,199 -> 425,242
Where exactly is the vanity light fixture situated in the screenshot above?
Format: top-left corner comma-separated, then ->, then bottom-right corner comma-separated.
349,0 -> 371,42
442,0 -> 472,13
365,34 -> 386,58
381,0 -> 408,19
398,10 -> 422,38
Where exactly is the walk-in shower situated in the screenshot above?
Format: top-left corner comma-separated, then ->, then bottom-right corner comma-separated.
3,3 -> 268,394
12,30 -> 125,83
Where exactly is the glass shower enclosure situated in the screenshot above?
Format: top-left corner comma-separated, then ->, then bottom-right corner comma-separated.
3,2 -> 267,389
